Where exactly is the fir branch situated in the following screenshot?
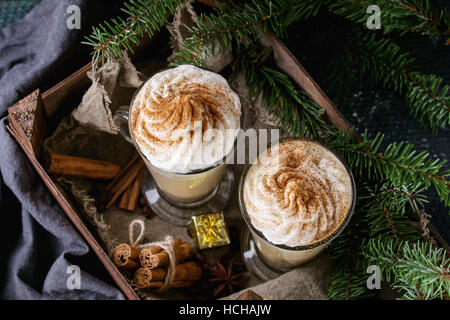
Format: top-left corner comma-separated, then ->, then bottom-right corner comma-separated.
406,73 -> 450,132
82,0 -> 181,65
328,179 -> 425,299
173,0 -> 324,66
355,32 -> 450,132
328,210 -> 373,300
329,212 -> 366,266
328,177 -> 427,299
324,129 -> 450,207
235,46 -> 333,138
328,267 -> 374,300
359,182 -> 426,239
327,0 -> 450,43
363,235 -> 450,299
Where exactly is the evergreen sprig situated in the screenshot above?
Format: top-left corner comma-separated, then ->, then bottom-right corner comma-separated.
328,0 -> 450,44
173,0 -> 324,66
327,207 -> 374,300
359,182 -> 426,239
82,0 -> 181,64
406,73 -> 450,132
235,46 -> 333,138
328,267 -> 374,300
327,177 -> 427,299
324,129 -> 450,207
356,32 -> 450,133
363,235 -> 450,299
326,129 -> 449,299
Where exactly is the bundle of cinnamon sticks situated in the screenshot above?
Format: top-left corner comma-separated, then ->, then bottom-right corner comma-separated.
42,149 -> 146,212
112,239 -> 202,289
104,152 -> 145,212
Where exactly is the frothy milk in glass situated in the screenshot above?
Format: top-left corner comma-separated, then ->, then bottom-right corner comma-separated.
130,65 -> 241,205
240,139 -> 355,269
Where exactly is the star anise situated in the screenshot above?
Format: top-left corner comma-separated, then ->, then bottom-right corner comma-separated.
207,259 -> 245,297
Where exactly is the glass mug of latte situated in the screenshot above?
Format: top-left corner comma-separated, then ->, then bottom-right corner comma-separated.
239,138 -> 356,271
116,65 -> 242,207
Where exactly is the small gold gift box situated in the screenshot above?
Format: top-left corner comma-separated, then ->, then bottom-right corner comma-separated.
189,213 -> 230,249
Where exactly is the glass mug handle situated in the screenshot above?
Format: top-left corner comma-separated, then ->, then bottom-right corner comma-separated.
114,106 -> 134,144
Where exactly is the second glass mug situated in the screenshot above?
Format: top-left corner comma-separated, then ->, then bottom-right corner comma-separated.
238,138 -> 357,271
115,68 -> 242,208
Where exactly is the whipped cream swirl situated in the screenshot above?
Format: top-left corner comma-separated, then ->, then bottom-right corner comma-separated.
130,65 -> 241,172
243,140 -> 352,247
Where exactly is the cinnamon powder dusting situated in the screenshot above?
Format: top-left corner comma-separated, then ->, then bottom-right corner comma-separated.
130,65 -> 241,172
243,140 -> 352,247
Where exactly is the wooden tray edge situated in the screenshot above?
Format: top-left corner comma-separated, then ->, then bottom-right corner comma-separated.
5,123 -> 139,300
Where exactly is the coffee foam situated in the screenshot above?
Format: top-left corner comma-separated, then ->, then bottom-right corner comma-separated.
130,65 -> 241,172
243,140 -> 352,247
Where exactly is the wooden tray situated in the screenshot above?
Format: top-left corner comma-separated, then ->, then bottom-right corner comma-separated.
6,30 -> 449,300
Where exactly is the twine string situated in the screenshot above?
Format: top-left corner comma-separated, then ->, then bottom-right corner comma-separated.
129,219 -> 145,247
151,235 -> 176,291
128,219 -> 176,291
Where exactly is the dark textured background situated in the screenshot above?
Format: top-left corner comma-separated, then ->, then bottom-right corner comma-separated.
0,0 -> 448,275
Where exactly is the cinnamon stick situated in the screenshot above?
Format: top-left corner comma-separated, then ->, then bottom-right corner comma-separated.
106,152 -> 139,192
118,184 -> 131,210
127,167 -> 144,209
146,243 -> 193,269
112,243 -> 141,270
43,152 -> 121,180
118,167 -> 145,211
133,262 -> 202,288
105,153 -> 145,209
139,239 -> 184,267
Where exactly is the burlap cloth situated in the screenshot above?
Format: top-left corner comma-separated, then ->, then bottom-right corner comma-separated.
44,1 -> 332,300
